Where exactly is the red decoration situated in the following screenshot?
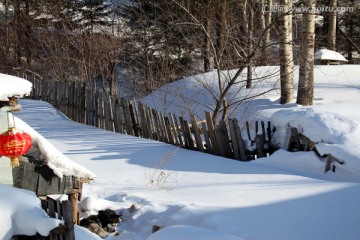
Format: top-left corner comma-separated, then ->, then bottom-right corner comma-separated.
0,128 -> 32,167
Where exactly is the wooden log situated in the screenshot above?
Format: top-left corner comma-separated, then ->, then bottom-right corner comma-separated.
190,114 -> 204,152
205,111 -> 219,155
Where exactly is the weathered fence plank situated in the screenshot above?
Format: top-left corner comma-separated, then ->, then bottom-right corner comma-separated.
205,111 -> 219,155
190,114 -> 204,152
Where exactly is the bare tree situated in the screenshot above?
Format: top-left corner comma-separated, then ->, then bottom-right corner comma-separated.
297,0 -> 316,106
279,0 -> 294,104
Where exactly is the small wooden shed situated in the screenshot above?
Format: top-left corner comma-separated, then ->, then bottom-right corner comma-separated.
314,48 -> 349,65
12,155 -> 89,229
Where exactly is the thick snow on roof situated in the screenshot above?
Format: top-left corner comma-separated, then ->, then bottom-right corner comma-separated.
314,48 -> 348,62
0,73 -> 33,101
0,72 -> 95,179
14,115 -> 96,179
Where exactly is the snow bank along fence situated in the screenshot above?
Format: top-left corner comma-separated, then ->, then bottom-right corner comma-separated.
18,72 -> 278,161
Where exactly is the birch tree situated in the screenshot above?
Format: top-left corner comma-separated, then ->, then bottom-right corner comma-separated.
263,0 -> 272,63
297,0 -> 316,106
328,0 -> 337,50
279,0 -> 294,104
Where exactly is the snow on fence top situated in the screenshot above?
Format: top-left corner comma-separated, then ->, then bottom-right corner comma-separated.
0,73 -> 32,101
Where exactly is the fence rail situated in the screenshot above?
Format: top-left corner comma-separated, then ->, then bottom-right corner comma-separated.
18,72 -> 278,161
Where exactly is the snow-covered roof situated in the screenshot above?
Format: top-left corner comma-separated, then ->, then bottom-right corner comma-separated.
0,73 -> 33,101
14,116 -> 96,179
0,72 -> 95,180
314,49 -> 348,62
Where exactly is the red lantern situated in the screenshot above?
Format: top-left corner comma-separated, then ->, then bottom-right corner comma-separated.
0,128 -> 32,167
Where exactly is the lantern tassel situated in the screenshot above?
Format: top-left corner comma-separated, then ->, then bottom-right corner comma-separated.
10,157 -> 20,168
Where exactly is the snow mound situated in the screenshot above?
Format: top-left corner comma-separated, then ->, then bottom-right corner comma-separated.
271,107 -> 357,145
0,74 -> 32,101
0,184 -> 62,239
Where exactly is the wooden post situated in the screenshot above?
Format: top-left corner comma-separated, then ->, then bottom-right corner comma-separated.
69,193 -> 79,225
62,200 -> 75,240
255,133 -> 266,158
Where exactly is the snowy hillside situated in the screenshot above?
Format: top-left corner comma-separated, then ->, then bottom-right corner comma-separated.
141,65 -> 360,122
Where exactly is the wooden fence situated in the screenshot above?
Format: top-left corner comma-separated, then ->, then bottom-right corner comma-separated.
18,72 -> 278,161
41,195 -> 76,240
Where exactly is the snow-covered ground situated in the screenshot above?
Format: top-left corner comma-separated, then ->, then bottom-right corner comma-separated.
1,64 -> 360,240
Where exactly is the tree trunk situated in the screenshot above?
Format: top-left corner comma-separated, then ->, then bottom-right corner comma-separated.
203,7 -> 212,72
297,0 -> 316,106
327,0 -> 337,50
246,0 -> 253,89
280,0 -> 294,104
215,0 -> 227,70
24,1 -> 32,68
4,0 -> 9,63
14,1 -> 22,66
263,0 -> 272,64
